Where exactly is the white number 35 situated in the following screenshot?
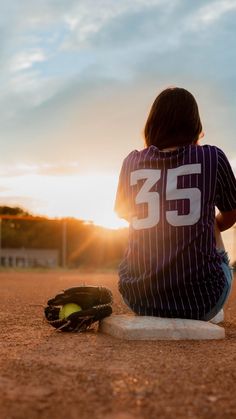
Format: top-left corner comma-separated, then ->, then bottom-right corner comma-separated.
130,164 -> 201,229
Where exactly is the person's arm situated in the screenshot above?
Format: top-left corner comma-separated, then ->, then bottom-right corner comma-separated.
216,209 -> 236,232
215,148 -> 236,230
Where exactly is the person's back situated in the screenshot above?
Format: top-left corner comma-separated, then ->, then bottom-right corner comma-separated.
115,87 -> 236,321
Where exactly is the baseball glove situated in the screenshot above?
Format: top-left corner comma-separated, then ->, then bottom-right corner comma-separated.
44,285 -> 113,332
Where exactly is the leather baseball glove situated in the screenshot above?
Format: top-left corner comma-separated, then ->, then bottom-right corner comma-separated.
44,285 -> 113,332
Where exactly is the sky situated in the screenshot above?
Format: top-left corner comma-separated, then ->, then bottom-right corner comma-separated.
0,1 -> 235,241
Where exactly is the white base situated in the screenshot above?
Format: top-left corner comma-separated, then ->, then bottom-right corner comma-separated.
100,315 -> 225,340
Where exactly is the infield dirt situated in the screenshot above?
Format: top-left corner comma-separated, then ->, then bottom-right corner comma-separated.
0,270 -> 236,419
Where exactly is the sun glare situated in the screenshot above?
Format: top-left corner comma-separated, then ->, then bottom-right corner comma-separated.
0,172 -> 128,230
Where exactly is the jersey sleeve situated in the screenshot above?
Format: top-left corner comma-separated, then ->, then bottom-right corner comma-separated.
215,148 -> 236,212
114,159 -> 130,221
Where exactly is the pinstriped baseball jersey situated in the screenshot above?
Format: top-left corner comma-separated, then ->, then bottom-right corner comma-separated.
115,145 -> 236,319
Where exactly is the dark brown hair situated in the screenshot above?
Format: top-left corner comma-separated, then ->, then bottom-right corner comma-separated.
144,87 -> 202,149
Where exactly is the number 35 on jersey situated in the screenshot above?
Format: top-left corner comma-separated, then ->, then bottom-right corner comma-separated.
130,164 -> 202,230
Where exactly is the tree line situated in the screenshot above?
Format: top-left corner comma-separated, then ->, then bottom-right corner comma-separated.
0,206 -> 128,268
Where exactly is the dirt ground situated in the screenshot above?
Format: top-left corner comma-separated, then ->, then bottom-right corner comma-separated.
0,270 -> 236,419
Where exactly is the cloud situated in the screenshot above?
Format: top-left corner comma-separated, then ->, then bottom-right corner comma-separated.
0,0 -> 235,174
10,49 -> 46,72
191,0 -> 236,26
8,70 -> 63,109
62,0 -> 177,50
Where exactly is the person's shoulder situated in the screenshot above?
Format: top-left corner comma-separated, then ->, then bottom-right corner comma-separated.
200,144 -> 224,153
118,150 -> 139,173
122,147 -> 150,164
194,144 -> 226,158
202,145 -> 231,163
122,149 -> 139,164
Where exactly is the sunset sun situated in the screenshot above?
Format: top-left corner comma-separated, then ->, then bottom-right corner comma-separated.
0,171 -> 128,230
